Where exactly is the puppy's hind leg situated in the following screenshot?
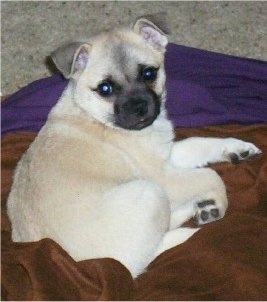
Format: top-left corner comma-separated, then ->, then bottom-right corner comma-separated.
161,166 -> 228,226
102,179 -> 170,277
154,227 -> 200,258
154,202 -> 200,258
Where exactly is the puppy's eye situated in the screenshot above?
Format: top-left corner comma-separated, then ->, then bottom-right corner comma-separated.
97,82 -> 113,97
142,67 -> 158,81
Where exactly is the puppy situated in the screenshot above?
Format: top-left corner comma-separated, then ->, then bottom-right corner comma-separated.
7,14 -> 261,278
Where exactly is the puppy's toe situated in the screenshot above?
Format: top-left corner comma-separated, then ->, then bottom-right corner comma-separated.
224,139 -> 262,164
194,199 -> 222,225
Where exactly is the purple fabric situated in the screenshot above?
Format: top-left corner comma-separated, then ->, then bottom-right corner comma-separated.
1,75 -> 66,134
2,43 -> 267,135
165,43 -> 267,126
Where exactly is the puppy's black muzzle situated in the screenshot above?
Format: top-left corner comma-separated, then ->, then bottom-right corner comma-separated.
114,89 -> 161,130
122,99 -> 148,117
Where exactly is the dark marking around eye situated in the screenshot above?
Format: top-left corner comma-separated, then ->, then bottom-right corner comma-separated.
93,77 -> 122,97
137,64 -> 159,82
143,67 -> 158,81
97,82 -> 113,96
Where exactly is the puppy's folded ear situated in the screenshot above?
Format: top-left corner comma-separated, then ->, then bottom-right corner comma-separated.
50,42 -> 91,79
133,12 -> 170,52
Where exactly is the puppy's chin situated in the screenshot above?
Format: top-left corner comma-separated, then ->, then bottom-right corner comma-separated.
114,113 -> 159,131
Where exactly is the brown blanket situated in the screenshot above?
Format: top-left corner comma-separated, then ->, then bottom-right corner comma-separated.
2,124 -> 267,301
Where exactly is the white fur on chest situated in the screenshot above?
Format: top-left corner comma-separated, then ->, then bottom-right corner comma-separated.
49,94 -> 175,176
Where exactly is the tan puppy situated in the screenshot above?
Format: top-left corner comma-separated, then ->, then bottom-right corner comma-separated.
7,14 -> 261,278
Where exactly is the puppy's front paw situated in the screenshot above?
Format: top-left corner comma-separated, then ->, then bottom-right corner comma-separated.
194,199 -> 223,225
223,138 -> 262,164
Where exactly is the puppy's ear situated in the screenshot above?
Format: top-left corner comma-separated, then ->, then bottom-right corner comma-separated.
50,42 -> 91,79
133,12 -> 170,52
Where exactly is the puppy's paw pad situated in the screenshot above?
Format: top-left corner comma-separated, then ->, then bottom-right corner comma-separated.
224,139 -> 262,164
194,199 -> 221,225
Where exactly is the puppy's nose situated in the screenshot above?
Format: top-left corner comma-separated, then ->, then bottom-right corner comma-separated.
122,99 -> 148,116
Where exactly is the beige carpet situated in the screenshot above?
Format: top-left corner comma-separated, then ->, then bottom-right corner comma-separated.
2,1 -> 266,95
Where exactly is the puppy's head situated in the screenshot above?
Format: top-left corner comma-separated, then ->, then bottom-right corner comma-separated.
51,14 -> 169,130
